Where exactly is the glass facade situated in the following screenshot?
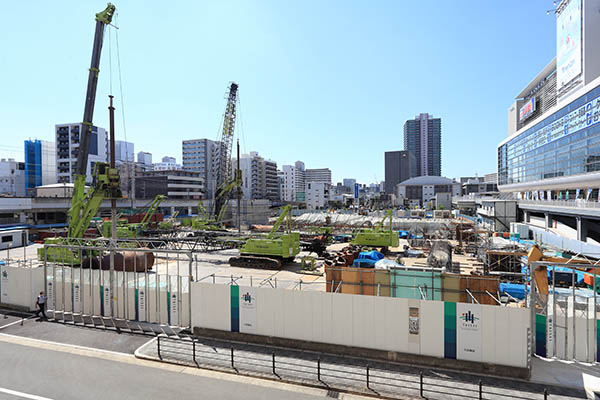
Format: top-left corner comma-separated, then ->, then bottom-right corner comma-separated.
499,84 -> 600,186
24,140 -> 42,190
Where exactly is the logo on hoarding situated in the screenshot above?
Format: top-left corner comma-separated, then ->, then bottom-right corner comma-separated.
241,292 -> 253,304
1,271 -> 7,279
460,311 -> 479,324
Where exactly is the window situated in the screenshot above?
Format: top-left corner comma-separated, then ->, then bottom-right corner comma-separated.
2,235 -> 12,243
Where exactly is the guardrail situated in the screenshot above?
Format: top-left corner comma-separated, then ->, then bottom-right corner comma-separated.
156,336 -> 552,399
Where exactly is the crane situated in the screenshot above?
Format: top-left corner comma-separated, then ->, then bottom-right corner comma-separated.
39,3 -> 121,263
100,194 -> 165,238
351,209 -> 399,249
229,205 -> 300,269
212,82 -> 238,222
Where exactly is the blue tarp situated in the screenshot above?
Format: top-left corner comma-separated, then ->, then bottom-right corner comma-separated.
352,259 -> 378,268
398,230 -> 409,239
499,282 -> 528,300
358,251 -> 384,261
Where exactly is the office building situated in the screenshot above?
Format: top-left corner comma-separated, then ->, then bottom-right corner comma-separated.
384,150 -> 416,194
55,123 -> 108,184
24,139 -> 56,194
0,158 -> 25,197
182,138 -> 219,199
154,156 -> 181,171
305,168 -> 332,185
404,113 -> 442,177
137,151 -> 152,166
135,170 -> 203,200
114,140 -> 134,163
343,178 -> 356,188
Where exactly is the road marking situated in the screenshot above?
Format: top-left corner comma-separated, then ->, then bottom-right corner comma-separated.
0,386 -> 53,400
0,333 -> 366,398
0,316 -> 36,331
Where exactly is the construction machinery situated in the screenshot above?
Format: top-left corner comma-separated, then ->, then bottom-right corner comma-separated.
38,4 -> 120,264
100,194 -> 165,238
351,209 -> 399,249
229,205 -> 300,269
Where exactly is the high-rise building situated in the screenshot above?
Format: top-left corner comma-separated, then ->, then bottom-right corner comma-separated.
114,140 -> 134,163
404,113 -> 442,177
24,139 -> 56,194
234,152 -> 279,201
137,151 -> 152,166
55,123 -> 108,184
305,168 -> 332,185
384,150 -> 416,194
182,139 -> 219,199
0,158 -> 25,197
343,178 -> 356,188
281,161 -> 306,202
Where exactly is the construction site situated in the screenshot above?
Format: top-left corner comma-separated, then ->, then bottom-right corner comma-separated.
1,3 -> 599,397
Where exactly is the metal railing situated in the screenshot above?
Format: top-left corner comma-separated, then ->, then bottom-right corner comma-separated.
519,199 -> 600,209
156,336 -> 553,399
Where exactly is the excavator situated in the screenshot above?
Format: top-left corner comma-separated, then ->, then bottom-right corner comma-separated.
38,4 -> 121,264
100,194 -> 165,238
229,205 -> 300,269
351,209 -> 399,249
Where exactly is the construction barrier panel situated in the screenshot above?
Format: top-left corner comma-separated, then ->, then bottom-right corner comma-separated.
191,282 -> 530,369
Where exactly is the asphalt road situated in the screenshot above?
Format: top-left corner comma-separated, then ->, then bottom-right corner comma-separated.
0,340 -> 339,400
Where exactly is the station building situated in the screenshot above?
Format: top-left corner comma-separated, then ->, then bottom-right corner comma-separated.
497,0 -> 600,242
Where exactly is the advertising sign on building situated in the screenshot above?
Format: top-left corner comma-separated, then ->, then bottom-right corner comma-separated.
409,307 -> 420,335
354,183 -> 359,199
456,303 -> 482,362
519,97 -> 536,122
0,267 -> 9,304
239,286 -> 257,334
556,0 -> 582,94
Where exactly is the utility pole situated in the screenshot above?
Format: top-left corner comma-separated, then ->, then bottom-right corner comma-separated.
109,95 -> 116,317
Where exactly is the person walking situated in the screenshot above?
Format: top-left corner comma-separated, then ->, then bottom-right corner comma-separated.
35,291 -> 47,319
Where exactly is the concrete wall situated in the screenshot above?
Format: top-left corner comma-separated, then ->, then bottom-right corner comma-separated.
0,265 -> 45,311
191,282 -> 530,369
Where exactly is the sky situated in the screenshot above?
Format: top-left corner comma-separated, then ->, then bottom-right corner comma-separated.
0,1 -> 557,184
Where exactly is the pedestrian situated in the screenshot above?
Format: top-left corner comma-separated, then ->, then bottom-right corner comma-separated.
35,291 -> 47,319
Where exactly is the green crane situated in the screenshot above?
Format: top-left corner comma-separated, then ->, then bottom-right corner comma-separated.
351,209 -> 399,249
39,4 -> 121,264
100,194 -> 165,238
229,205 -> 300,269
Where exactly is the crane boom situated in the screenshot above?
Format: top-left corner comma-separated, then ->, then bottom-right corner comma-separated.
213,82 -> 238,220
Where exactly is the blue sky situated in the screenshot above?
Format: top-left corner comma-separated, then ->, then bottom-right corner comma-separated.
1,1 -> 556,183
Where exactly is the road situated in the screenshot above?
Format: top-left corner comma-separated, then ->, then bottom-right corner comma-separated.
0,338 -> 350,400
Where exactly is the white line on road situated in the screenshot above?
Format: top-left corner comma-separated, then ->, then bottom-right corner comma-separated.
0,316 -> 36,331
0,387 -> 53,400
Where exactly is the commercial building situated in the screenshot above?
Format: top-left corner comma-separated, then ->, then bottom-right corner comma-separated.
404,113 -> 442,177
306,182 -> 330,210
154,157 -> 181,171
0,159 -> 25,197
305,168 -> 332,185
135,170 -> 203,200
234,152 -> 279,201
114,140 -> 134,163
384,150 -> 416,194
395,176 -> 460,207
24,139 -> 56,195
182,138 -> 220,200
55,123 -> 108,184
137,151 -> 152,166
498,0 -> 600,242
461,176 -> 498,196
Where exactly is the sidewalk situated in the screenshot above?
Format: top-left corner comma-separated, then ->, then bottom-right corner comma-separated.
135,334 -> 584,400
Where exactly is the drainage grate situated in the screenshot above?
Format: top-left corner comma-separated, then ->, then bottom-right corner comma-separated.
325,390 -> 339,398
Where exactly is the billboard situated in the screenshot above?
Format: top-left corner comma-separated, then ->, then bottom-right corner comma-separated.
556,0 -> 582,93
519,97 -> 536,122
